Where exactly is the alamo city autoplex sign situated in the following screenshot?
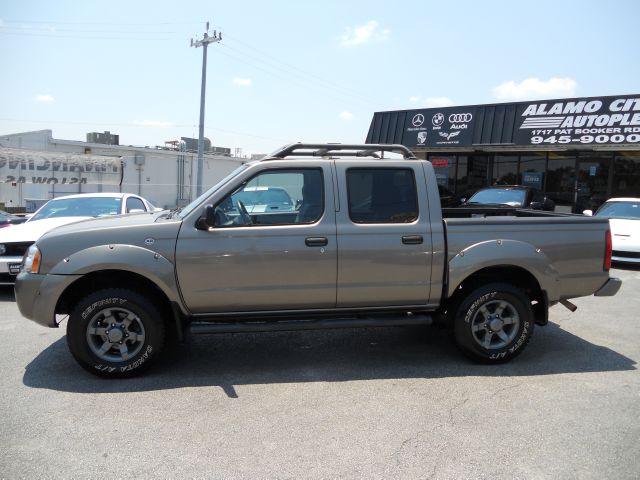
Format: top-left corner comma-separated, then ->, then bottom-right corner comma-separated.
514,95 -> 640,146
402,107 -> 477,148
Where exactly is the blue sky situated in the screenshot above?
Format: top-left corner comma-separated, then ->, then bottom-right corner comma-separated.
1,0 -> 638,156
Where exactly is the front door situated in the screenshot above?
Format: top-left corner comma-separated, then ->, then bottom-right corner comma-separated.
175,165 -> 337,313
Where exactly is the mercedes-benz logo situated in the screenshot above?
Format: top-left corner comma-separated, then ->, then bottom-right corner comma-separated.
432,113 -> 445,126
412,114 -> 424,127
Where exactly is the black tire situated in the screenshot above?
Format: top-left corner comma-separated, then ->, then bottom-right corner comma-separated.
67,288 -> 165,378
453,283 -> 534,364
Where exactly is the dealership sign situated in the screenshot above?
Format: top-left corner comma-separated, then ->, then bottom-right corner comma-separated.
514,96 -> 640,146
402,107 -> 477,147
0,147 -> 122,185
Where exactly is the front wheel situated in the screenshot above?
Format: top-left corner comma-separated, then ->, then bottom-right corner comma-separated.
67,288 -> 165,378
453,283 -> 534,363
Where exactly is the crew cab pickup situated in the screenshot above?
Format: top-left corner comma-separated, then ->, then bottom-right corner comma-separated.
15,144 -> 621,377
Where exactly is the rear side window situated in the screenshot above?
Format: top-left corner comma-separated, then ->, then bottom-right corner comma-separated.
347,168 -> 418,223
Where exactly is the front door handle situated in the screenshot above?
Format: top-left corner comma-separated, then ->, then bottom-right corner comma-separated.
305,237 -> 328,247
402,235 -> 423,245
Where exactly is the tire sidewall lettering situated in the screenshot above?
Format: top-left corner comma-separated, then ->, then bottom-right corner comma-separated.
81,297 -> 127,320
119,345 -> 153,372
488,320 -> 530,359
464,291 -> 497,324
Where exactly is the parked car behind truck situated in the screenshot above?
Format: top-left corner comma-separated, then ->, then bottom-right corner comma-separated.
15,144 -> 621,377
463,185 -> 555,211
584,197 -> 640,264
0,193 -> 157,285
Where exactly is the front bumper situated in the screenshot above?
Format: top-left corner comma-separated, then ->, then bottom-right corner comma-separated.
594,277 -> 622,297
15,272 -> 82,327
0,256 -> 24,285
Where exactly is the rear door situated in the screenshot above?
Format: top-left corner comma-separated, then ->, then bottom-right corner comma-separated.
334,161 -> 433,307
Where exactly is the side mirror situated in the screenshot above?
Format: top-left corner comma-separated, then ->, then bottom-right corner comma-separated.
196,204 -> 216,230
128,208 -> 145,214
529,201 -> 543,210
583,209 -> 593,216
543,198 -> 555,211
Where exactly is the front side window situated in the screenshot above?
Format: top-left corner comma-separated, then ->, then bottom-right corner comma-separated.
215,169 -> 324,227
126,197 -> 147,212
347,168 -> 418,223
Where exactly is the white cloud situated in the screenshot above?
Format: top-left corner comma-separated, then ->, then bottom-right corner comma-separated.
133,120 -> 174,127
492,77 -> 577,101
409,96 -> 454,108
232,77 -> 252,87
35,94 -> 55,103
423,96 -> 454,108
339,111 -> 354,121
339,20 -> 389,47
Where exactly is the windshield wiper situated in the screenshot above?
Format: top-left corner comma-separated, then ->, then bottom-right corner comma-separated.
157,207 -> 182,220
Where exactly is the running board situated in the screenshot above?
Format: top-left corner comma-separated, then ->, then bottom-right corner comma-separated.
189,313 -> 432,335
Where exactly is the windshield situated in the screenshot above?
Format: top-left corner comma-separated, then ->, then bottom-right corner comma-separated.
177,164 -> 249,219
595,201 -> 640,220
30,197 -> 123,221
235,188 -> 293,206
468,189 -> 527,207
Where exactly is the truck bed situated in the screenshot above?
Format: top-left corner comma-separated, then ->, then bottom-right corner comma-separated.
441,207 -> 610,302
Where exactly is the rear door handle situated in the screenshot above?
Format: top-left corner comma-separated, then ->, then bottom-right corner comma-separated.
305,237 -> 328,247
402,235 -> 423,245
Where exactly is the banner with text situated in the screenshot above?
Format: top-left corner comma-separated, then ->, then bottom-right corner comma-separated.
0,147 -> 122,185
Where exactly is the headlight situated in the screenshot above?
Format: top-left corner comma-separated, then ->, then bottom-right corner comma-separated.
0,244 -> 6,255
23,245 -> 41,274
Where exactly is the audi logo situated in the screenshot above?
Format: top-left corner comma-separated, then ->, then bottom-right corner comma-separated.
412,114 -> 424,127
448,113 -> 473,123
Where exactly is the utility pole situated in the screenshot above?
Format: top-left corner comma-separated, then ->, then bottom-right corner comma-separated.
191,22 -> 222,197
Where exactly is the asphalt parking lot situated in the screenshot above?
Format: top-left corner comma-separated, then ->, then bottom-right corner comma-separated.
1,266 -> 639,479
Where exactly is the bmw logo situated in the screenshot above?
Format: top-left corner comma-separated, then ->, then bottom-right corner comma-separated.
432,113 -> 445,126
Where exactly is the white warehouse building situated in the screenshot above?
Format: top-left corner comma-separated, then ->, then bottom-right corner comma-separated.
0,129 -> 247,211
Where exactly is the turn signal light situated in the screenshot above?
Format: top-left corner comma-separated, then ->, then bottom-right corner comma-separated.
23,245 -> 42,274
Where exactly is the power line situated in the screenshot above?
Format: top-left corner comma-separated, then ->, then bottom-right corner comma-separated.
0,31 -> 172,41
0,118 -> 287,142
220,42 -> 375,109
2,19 -> 204,26
216,45 -> 374,111
223,32 -> 380,105
0,26 -> 180,34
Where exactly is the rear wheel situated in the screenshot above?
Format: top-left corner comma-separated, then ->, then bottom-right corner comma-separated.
67,288 -> 165,378
453,283 -> 534,363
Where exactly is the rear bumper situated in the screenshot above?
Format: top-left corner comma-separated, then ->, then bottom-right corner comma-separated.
15,272 -> 82,327
594,277 -> 622,297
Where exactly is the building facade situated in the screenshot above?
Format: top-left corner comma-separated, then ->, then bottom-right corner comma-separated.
0,130 -> 245,210
366,94 -> 640,212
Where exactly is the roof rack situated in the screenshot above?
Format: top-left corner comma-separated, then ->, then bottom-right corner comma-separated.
266,143 -> 417,160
